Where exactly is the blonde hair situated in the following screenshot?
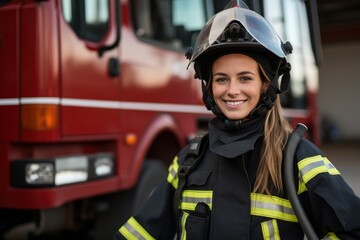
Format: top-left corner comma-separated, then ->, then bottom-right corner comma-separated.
253,64 -> 292,194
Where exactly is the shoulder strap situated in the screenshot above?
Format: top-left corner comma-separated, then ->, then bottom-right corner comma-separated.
173,133 -> 209,233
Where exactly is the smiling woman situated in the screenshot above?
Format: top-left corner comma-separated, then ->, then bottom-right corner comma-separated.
211,53 -> 267,120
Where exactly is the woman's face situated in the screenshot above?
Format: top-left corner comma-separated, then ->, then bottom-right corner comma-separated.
212,53 -> 267,120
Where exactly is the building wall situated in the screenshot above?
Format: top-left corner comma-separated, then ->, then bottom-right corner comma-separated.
319,41 -> 360,141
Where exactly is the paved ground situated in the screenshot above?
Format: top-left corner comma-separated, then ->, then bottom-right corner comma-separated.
320,141 -> 360,196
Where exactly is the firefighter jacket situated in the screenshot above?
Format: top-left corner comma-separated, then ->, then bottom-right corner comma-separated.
114,118 -> 360,240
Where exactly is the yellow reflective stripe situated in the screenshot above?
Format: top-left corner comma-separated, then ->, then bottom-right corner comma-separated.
261,219 -> 280,240
298,155 -> 340,185
119,217 -> 155,240
167,156 -> 179,189
298,177 -> 308,194
119,225 -> 138,240
322,232 -> 340,240
180,202 -> 198,211
251,193 -> 298,222
324,158 -> 340,175
180,190 -> 213,211
180,211 -> 189,240
298,169 -> 308,194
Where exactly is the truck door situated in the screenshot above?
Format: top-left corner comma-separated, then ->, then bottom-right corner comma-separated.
0,1 -> 21,141
59,0 -> 120,136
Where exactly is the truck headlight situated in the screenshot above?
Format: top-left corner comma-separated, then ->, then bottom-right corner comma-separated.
25,163 -> 54,185
94,155 -> 113,176
11,153 -> 114,187
55,156 -> 88,186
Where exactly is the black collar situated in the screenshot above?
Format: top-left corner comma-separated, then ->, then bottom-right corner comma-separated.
209,116 -> 264,158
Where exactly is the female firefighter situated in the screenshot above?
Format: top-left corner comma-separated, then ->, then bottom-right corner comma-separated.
114,1 -> 360,239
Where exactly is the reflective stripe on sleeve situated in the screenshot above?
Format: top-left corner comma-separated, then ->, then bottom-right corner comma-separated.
261,219 -> 281,240
180,190 -> 213,211
251,193 -> 298,222
298,173 -> 308,195
167,156 -> 179,189
322,232 -> 340,240
298,155 -> 340,185
119,217 -> 155,240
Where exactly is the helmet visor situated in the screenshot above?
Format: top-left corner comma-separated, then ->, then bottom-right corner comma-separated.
190,7 -> 286,62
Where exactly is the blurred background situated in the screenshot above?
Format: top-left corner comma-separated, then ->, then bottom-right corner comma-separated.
317,0 -> 360,143
316,0 -> 360,196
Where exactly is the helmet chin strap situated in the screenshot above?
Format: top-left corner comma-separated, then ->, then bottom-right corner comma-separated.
202,80 -> 224,118
201,59 -> 291,129
248,85 -> 277,118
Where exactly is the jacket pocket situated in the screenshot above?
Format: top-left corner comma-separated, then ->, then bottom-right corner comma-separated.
178,170 -> 212,239
180,202 -> 210,240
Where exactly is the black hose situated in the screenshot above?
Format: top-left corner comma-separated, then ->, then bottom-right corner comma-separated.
284,123 -> 319,240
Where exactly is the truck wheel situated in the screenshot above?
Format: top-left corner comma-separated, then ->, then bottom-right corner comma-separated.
92,159 -> 167,240
131,160 -> 168,212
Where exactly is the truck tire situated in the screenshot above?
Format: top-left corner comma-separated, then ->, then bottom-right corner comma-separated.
131,160 -> 168,212
93,159 -> 168,240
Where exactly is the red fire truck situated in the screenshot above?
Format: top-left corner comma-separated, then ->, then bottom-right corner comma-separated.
0,0 -> 321,239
